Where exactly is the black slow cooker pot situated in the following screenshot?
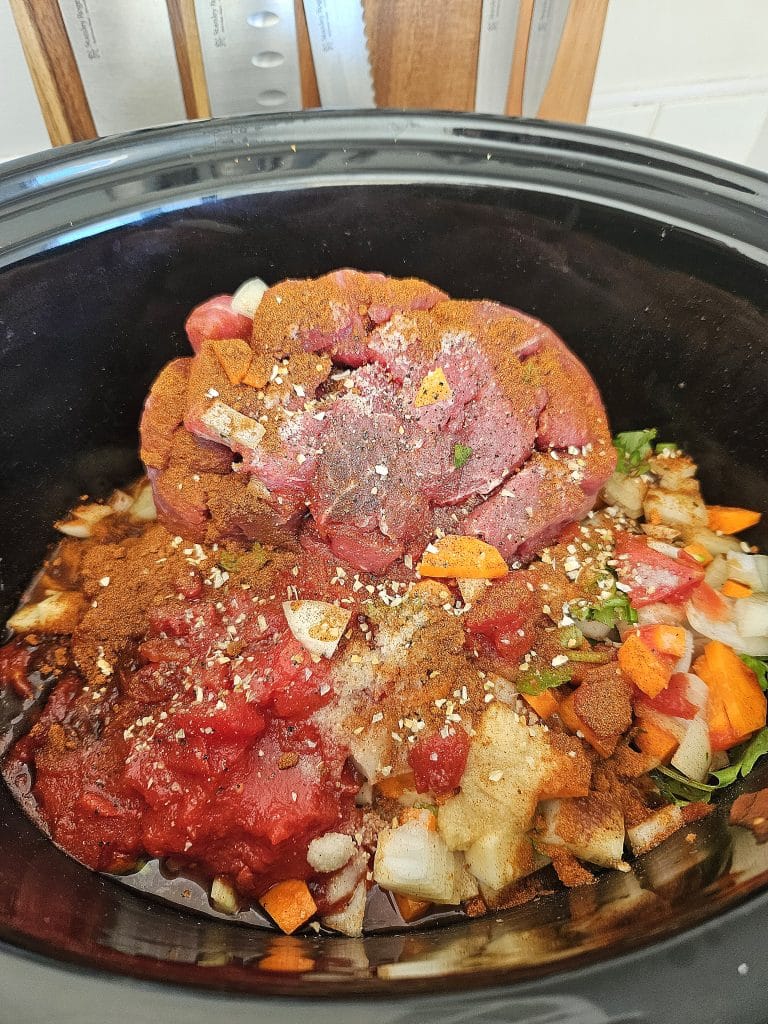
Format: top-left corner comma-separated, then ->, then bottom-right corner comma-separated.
1,112 -> 767,1024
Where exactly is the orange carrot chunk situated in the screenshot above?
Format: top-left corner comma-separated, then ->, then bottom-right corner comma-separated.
375,770 -> 415,799
418,535 -> 508,580
522,689 -> 560,721
683,542 -> 714,566
558,692 -> 615,759
394,893 -> 433,922
707,506 -> 761,535
634,718 -> 679,763
618,633 -> 672,698
721,579 -> 753,599
694,640 -> 767,751
260,879 -> 317,935
210,337 -> 254,385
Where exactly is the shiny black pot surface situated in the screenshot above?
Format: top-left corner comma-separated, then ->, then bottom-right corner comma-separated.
0,112 -> 767,1024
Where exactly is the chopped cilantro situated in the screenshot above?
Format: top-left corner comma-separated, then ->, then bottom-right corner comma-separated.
249,542 -> 269,569
613,428 -> 657,476
740,654 -> 768,691
218,551 -> 239,573
655,441 -> 679,454
453,444 -> 473,469
516,665 -> 571,697
652,766 -> 717,806
573,592 -> 638,627
567,648 -> 613,664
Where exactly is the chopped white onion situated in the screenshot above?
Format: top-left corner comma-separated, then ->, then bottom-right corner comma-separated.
130,484 -> 158,522
54,518 -> 93,538
726,551 -> 768,593
210,876 -> 239,914
109,489 -> 134,513
686,598 -> 768,655
683,526 -> 742,557
73,503 -> 114,525
704,555 -> 729,590
670,713 -> 711,782
734,594 -> 768,639
231,276 -> 268,318
646,539 -> 681,560
673,630 -> 694,674
282,599 -> 352,658
8,591 -> 83,634
321,880 -> 367,937
307,833 -> 356,873
578,618 -> 613,641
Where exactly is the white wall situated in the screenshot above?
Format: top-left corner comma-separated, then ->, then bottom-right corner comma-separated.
2,0 -> 768,171
588,0 -> 768,171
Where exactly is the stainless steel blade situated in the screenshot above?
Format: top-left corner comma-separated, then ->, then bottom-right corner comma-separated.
474,0 -> 521,114
302,0 -> 375,108
193,0 -> 302,116
57,0 -> 187,136
522,0 -> 571,117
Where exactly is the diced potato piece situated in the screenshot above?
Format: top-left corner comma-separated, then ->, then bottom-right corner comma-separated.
373,820 -> 468,904
627,805 -> 684,856
601,473 -> 648,519
643,487 -> 707,531
8,591 -> 84,635
539,796 -> 628,870
648,453 -> 697,491
437,702 -> 581,904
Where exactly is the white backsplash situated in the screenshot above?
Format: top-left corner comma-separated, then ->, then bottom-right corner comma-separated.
588,0 -> 768,171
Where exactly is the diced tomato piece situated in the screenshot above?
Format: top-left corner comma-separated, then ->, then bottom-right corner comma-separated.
408,728 -> 470,795
636,672 -> 697,720
615,533 -> 704,607
184,294 -> 252,353
465,609 -> 531,659
267,637 -> 334,720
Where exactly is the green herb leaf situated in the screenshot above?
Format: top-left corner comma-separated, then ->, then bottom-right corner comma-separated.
613,428 -> 657,476
249,542 -> 269,570
740,654 -> 768,691
453,444 -> 473,469
655,441 -> 679,454
516,666 -> 571,697
652,765 -> 717,805
573,591 -> 638,627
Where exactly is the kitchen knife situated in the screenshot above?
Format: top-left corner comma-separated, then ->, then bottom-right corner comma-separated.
302,0 -> 375,108
522,0 -> 571,117
474,0 -> 521,114
57,0 -> 187,136
193,0 -> 302,116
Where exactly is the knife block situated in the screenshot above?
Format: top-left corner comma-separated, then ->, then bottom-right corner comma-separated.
9,0 -> 607,146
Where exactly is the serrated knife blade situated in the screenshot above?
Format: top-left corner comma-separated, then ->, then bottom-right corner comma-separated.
193,0 -> 302,116
522,0 -> 571,117
57,0 -> 187,135
474,0 -> 521,115
302,0 -> 375,108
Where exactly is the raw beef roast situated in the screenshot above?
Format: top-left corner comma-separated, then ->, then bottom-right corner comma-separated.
140,270 -> 615,570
